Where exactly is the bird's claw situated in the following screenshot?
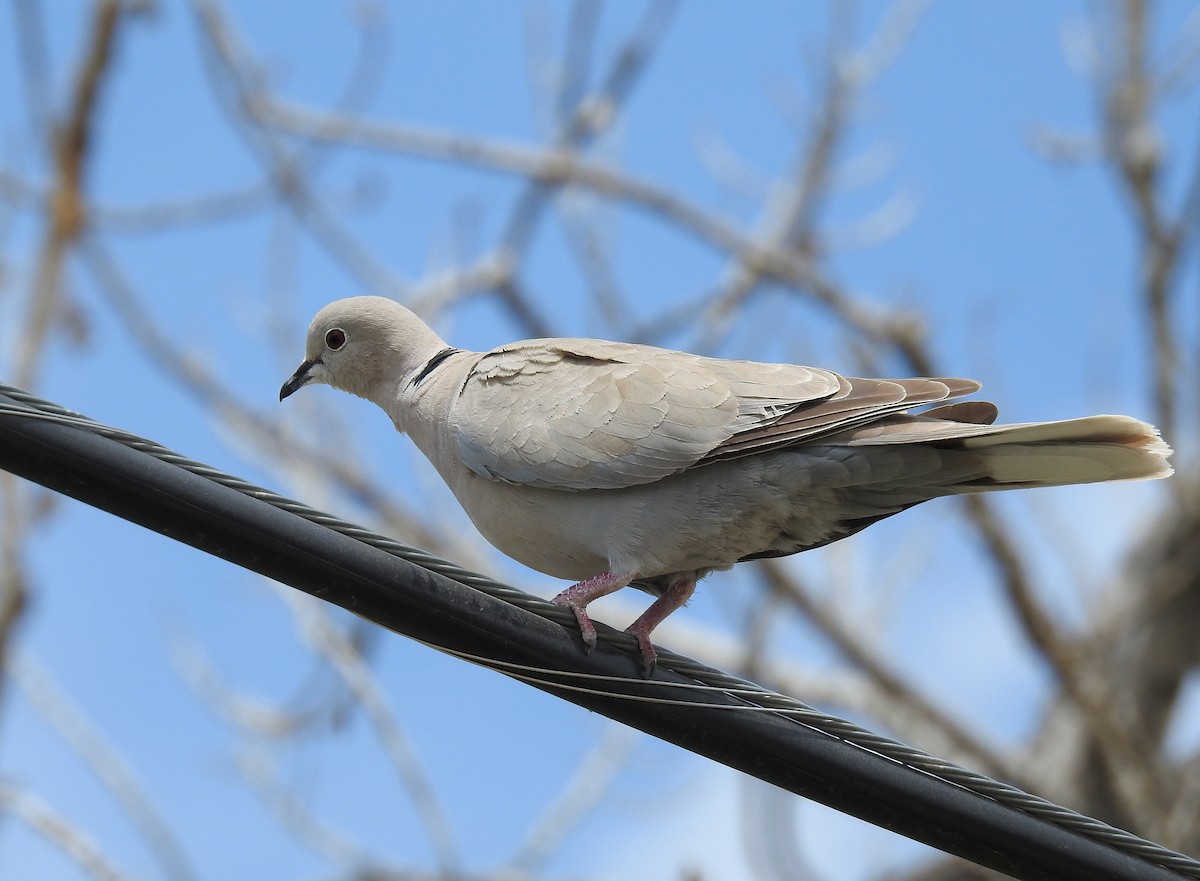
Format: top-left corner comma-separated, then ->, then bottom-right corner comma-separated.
627,626 -> 658,677
553,595 -> 597,654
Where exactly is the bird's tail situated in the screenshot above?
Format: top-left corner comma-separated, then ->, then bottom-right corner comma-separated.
745,414 -> 1172,559
845,413 -> 1173,491
951,415 -> 1172,488
813,414 -> 1174,538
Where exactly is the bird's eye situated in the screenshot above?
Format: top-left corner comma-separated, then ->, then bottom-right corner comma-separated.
325,328 -> 347,350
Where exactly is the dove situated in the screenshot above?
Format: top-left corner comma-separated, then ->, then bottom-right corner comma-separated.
281,296 -> 1173,670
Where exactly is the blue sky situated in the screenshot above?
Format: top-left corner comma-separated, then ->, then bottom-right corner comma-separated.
1,2 -> 1197,880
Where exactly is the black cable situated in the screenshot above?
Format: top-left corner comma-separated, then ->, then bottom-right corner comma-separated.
0,381 -> 1196,881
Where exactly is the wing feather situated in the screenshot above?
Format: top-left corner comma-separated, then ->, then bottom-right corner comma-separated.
450,337 -> 980,490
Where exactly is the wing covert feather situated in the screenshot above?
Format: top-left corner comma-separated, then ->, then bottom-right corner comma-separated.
449,337 -> 979,490
451,342 -> 719,489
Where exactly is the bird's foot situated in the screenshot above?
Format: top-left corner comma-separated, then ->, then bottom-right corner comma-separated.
622,574 -> 697,676
625,623 -> 659,676
551,571 -> 635,655
553,596 -> 598,653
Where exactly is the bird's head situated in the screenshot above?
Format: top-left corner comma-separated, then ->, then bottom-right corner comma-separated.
280,296 -> 448,404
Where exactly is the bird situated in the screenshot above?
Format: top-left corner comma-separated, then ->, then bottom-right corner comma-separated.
281,296 -> 1173,671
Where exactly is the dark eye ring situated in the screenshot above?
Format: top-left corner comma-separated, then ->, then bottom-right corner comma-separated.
325,328 -> 347,350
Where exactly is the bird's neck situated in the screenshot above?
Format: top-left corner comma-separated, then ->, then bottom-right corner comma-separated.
390,351 -> 476,489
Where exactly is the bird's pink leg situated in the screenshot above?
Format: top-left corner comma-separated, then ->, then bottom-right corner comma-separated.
626,576 -> 696,673
552,571 -> 635,653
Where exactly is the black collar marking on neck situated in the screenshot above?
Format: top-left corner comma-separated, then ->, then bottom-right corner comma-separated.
409,347 -> 460,387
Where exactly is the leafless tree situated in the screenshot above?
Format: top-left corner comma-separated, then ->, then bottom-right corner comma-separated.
0,2 -> 1196,879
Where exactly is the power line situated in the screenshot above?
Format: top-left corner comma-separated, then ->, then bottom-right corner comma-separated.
0,381 -> 1196,881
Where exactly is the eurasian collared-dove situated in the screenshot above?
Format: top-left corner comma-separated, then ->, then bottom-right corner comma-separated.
281,296 -> 1173,669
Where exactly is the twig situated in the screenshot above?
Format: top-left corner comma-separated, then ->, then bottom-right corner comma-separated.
0,782 -> 140,881
3,0 -> 126,724
696,0 -> 927,348
0,526 -> 30,695
261,100 -> 802,278
93,183 -> 273,231
758,558 -> 1015,783
171,632 -> 313,738
505,722 -> 638,874
78,235 -> 478,565
492,0 -> 679,336
232,746 -> 385,870
1096,0 -> 1186,441
189,0 -> 412,301
742,775 -> 815,881
16,0 -> 124,390
559,198 -> 629,330
279,587 -> 462,875
962,492 -> 1169,824
10,656 -> 198,881
263,96 -> 932,351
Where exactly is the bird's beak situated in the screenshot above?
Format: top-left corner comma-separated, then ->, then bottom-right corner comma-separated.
279,358 -> 318,401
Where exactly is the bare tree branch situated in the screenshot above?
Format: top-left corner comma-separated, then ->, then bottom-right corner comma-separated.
279,587 -> 461,875
3,0 -> 127,722
758,558 -> 1016,783
1095,0 -> 1188,441
10,656 -> 198,881
0,782 -> 140,881
16,0 -> 124,390
505,723 -> 638,875
1,3 -> 1196,879
78,235 -> 480,565
189,0 -> 413,301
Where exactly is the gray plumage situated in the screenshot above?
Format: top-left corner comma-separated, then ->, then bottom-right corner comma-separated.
281,296 -> 1173,669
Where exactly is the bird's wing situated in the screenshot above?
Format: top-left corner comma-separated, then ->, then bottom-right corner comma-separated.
448,337 -> 976,491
